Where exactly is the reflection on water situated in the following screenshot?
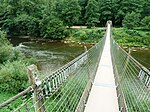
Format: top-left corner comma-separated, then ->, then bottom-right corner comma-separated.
9,37 -> 85,78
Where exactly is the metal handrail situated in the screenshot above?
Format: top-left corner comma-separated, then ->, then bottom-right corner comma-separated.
111,32 -> 150,112
0,86 -> 32,108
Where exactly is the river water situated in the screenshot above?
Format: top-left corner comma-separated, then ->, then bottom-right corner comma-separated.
9,37 -> 86,78
9,37 -> 150,78
122,47 -> 150,69
130,48 -> 150,69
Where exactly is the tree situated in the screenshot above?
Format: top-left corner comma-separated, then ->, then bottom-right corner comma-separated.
13,14 -> 40,36
0,0 -> 41,36
78,0 -> 88,25
141,16 -> 150,30
0,1 -> 16,34
60,0 -> 81,27
113,0 -> 143,26
122,12 -> 141,29
39,1 -> 66,39
85,0 -> 99,28
42,17 -> 65,39
141,0 -> 150,17
98,0 -> 113,26
0,0 -> 149,36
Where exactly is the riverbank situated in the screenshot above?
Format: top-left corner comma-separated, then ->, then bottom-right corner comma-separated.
113,28 -> 150,48
112,28 -> 150,69
8,27 -> 150,52
8,28 -> 105,47
65,28 -> 105,43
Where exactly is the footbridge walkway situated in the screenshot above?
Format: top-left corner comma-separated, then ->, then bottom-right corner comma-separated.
0,21 -> 150,112
84,21 -> 119,112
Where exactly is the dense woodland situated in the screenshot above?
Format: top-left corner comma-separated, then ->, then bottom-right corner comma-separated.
0,0 -> 150,39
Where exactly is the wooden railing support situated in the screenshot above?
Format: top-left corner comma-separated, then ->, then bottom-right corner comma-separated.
27,64 -> 46,112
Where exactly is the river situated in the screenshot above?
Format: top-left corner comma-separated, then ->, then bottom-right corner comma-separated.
130,48 -> 150,69
9,37 -> 150,78
9,37 -> 86,78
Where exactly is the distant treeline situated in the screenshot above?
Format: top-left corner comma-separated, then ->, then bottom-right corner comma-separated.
0,0 -> 149,38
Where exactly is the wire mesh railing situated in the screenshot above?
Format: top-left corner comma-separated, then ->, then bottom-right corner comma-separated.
0,31 -> 105,112
111,36 -> 150,112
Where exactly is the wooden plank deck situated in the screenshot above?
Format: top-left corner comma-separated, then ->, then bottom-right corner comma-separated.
84,23 -> 119,112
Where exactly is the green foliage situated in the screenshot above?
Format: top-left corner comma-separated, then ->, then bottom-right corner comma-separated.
85,0 -> 99,28
40,17 -> 65,39
0,30 -> 12,63
141,16 -> 150,30
0,30 -> 25,63
0,30 -> 35,93
72,28 -> 104,43
63,29 -> 71,37
74,30 -> 88,41
46,18 -> 65,39
125,30 -> 141,36
38,0 -> 67,39
60,0 -> 81,27
113,0 -> 143,26
99,0 -> 113,26
0,92 -> 23,112
113,28 -> 150,48
123,12 -> 141,29
0,0 -> 149,37
10,14 -> 40,36
0,0 -> 66,39
0,30 -> 10,46
0,61 -> 28,93
78,0 -> 88,25
141,0 -> 150,17
0,44 -> 12,63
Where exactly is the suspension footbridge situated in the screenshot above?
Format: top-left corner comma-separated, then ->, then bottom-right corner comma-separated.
0,21 -> 150,112
84,21 -> 119,112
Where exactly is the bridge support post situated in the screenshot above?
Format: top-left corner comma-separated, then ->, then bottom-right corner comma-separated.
27,64 -> 46,112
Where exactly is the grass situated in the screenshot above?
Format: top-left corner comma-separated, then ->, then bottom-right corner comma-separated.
0,92 -> 22,112
0,92 -> 16,104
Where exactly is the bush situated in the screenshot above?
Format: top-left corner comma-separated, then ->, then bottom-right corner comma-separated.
123,12 -> 141,29
125,29 -> 141,36
0,45 -> 12,63
46,18 -> 65,39
142,36 -> 150,47
72,29 -> 104,42
87,29 -> 104,39
113,28 -> 150,48
0,30 -> 25,63
0,61 -> 28,93
0,30 -> 12,63
63,29 -> 71,37
0,30 -> 10,46
73,30 -> 87,41
141,16 -> 150,30
40,17 -> 66,39
0,30 -> 35,93
13,14 -> 40,36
